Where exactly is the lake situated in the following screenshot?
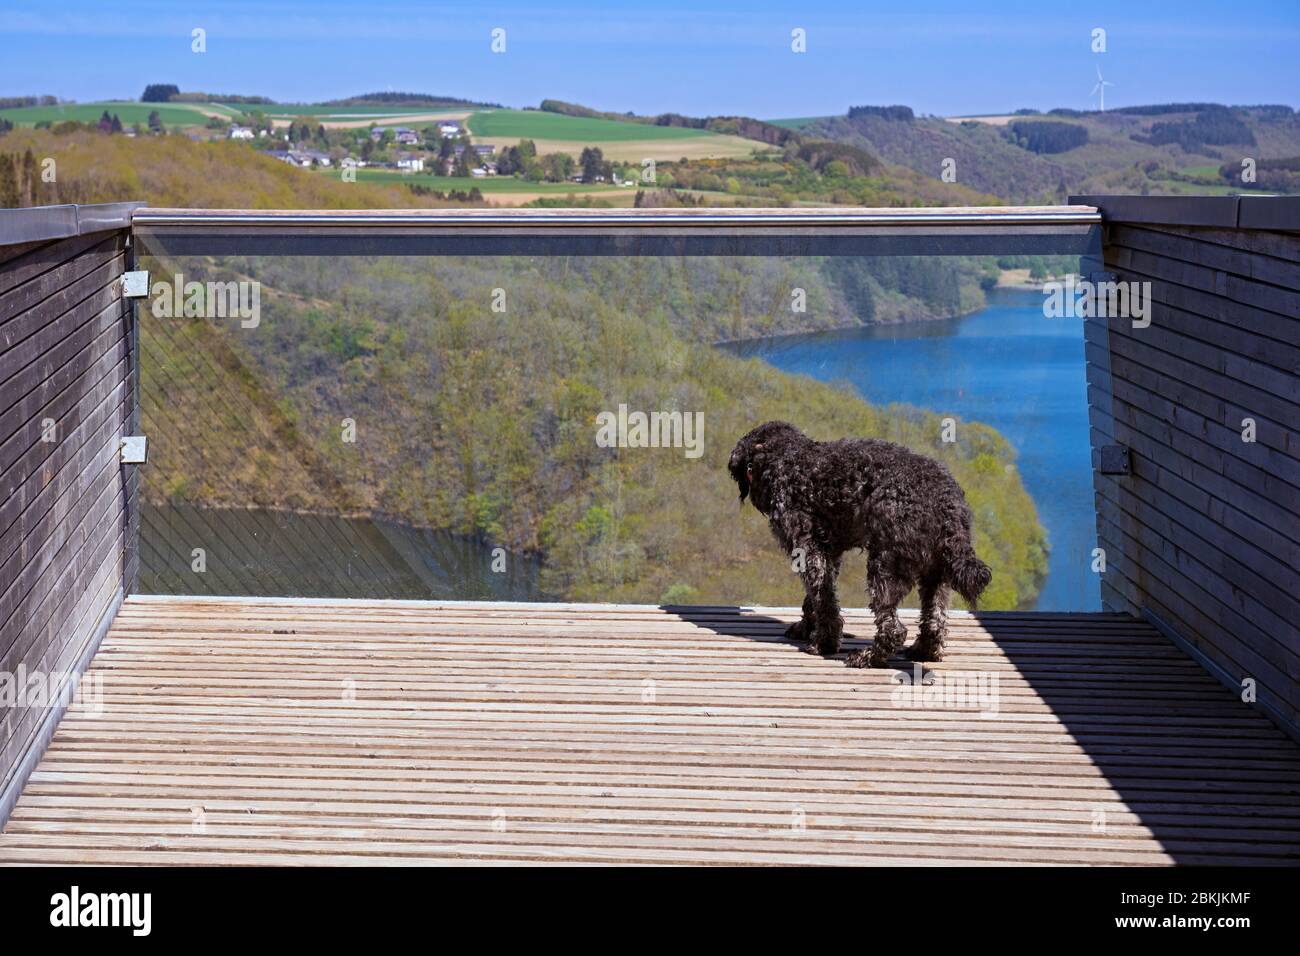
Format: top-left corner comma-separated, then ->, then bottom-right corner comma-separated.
720,287 -> 1101,612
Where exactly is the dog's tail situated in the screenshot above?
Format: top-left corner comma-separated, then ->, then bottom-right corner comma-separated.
944,534 -> 992,610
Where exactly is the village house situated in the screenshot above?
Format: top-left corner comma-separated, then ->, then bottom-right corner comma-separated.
228,125 -> 255,140
267,149 -> 332,168
294,149 -> 331,167
395,154 -> 425,172
452,144 -> 496,159
369,126 -> 419,144
437,121 -> 462,137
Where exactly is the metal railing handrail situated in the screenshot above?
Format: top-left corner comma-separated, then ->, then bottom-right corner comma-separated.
132,205 -> 1102,230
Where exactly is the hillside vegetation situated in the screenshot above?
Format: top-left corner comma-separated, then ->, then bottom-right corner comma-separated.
805,103 -> 1300,202
0,129 -> 468,208
141,252 -> 1048,609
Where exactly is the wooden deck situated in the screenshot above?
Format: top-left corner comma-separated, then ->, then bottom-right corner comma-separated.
2,595 -> 1298,866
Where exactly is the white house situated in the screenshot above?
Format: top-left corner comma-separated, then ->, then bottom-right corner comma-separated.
228,125 -> 255,140
396,155 -> 425,172
437,121 -> 462,137
282,149 -> 332,168
391,127 -> 419,145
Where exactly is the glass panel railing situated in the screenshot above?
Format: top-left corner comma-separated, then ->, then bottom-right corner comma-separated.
134,219 -> 1102,611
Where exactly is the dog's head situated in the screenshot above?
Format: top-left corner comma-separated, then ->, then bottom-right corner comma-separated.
728,421 -> 801,512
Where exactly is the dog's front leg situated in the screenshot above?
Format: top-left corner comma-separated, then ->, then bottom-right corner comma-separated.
785,593 -> 815,644
777,526 -> 818,644
798,549 -> 843,657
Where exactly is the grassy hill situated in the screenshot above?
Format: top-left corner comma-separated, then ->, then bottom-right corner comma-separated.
0,128 -> 468,208
467,109 -> 758,161
0,99 -> 767,161
470,110 -> 726,141
0,100 -> 240,128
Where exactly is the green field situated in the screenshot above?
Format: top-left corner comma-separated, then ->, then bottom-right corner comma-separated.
0,100 -> 233,127
1160,180 -> 1262,196
0,100 -> 477,129
766,116 -> 828,130
325,167 -> 623,194
229,103 -> 478,119
467,110 -> 716,142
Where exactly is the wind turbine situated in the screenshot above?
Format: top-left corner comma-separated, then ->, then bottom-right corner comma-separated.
1091,65 -> 1114,112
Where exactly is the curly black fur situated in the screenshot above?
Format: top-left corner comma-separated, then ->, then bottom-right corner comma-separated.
728,421 -> 992,668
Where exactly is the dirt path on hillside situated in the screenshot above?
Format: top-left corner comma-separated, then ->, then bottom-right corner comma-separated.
272,111 -> 472,130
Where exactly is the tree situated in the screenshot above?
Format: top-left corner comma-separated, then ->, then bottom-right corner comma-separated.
580,146 -> 605,182
0,155 -> 19,207
110,113 -> 123,134
148,110 -> 163,133
1006,120 -> 1088,154
141,84 -> 180,103
452,145 -> 473,177
98,110 -> 113,133
22,149 -> 37,205
496,145 -> 522,176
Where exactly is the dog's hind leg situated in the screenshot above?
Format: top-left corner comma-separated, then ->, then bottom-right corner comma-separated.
906,579 -> 950,662
847,555 -> 909,668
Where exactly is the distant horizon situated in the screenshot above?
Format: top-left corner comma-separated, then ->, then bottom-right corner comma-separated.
7,95 -> 1298,125
3,0 -> 1298,117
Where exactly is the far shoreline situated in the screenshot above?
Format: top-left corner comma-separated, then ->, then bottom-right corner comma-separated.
714,274 -> 1068,347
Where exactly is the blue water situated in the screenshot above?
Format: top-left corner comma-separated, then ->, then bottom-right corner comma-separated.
722,287 -> 1100,611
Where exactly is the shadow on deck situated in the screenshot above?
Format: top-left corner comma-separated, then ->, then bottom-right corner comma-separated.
1,596 -> 1297,865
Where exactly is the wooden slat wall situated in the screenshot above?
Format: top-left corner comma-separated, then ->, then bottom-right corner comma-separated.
0,227 -> 133,821
1086,218 -> 1300,735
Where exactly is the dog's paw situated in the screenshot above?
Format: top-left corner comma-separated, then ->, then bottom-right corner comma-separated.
844,649 -> 872,668
801,637 -> 841,657
784,619 -> 810,643
905,641 -> 944,663
846,646 -> 895,668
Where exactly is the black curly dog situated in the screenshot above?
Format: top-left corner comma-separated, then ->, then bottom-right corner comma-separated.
728,421 -> 992,667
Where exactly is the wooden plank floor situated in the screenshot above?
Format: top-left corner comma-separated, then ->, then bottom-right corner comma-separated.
2,595 -> 1299,866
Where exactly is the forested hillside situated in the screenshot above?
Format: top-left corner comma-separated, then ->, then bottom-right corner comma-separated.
804,104 -> 1300,202
140,253 -> 1049,610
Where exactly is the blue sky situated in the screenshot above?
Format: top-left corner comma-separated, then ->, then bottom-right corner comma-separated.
2,0 -> 1297,117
